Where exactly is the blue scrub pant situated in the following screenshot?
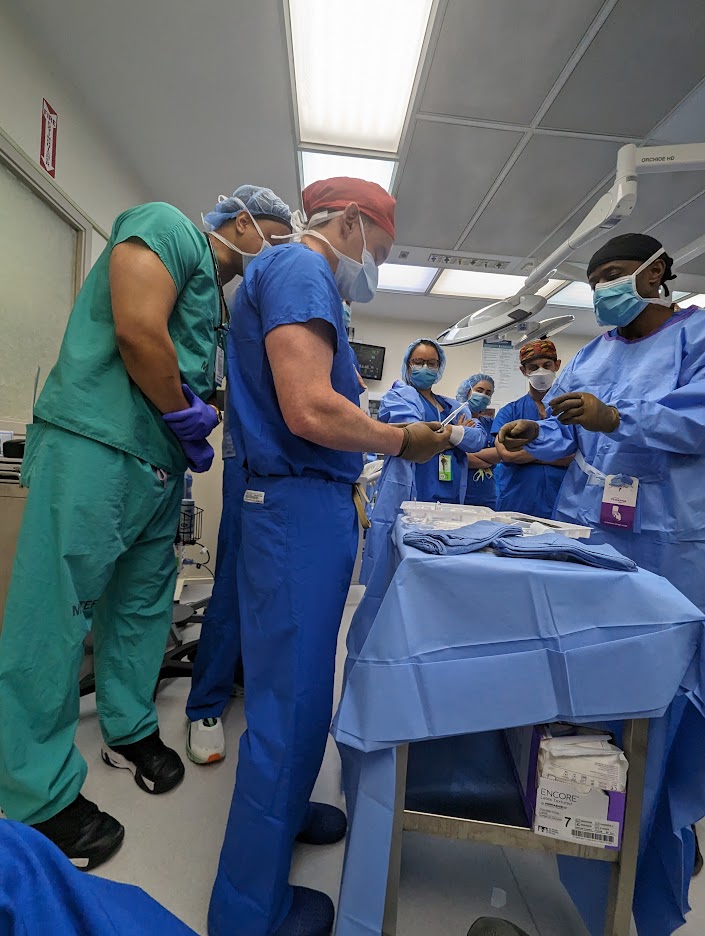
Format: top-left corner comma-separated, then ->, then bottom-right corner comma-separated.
0,821 -> 196,935
208,476 -> 358,936
186,458 -> 247,720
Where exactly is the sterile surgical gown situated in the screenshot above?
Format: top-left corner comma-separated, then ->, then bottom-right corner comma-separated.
527,305 -> 705,613
0,203 -> 223,826
492,393 -> 568,519
360,384 -> 485,584
207,243 -> 361,936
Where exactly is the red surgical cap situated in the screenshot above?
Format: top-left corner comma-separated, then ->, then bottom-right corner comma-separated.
302,177 -> 396,241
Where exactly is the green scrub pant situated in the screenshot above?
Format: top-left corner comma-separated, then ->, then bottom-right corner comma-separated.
0,422 -> 182,824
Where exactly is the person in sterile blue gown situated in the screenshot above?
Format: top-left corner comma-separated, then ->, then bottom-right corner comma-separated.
360,339 -> 486,584
497,232 -> 705,877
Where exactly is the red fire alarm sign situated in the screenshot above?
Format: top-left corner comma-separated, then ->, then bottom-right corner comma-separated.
40,98 -> 58,178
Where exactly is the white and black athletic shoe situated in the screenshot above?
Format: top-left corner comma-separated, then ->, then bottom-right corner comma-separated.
101,730 -> 185,795
31,794 -> 124,871
467,920 -> 530,936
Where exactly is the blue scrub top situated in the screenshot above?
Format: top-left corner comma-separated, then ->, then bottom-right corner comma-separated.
491,394 -> 567,518
226,244 -> 362,484
379,390 -> 466,504
464,414 -> 497,508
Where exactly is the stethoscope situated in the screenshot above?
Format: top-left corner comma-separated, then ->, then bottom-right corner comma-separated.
206,236 -> 230,335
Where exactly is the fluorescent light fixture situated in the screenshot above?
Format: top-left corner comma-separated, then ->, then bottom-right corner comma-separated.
537,279 -> 568,298
432,269 -> 563,300
378,264 -> 437,293
301,151 -> 396,192
673,291 -> 691,301
547,281 -> 595,309
684,293 -> 705,306
289,0 -> 434,152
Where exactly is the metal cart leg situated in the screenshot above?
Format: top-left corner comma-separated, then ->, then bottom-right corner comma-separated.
604,719 -> 650,936
382,743 -> 409,936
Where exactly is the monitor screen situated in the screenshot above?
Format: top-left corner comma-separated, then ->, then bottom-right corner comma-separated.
350,342 -> 386,381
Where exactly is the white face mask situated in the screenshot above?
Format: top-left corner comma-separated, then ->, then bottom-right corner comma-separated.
527,367 -> 556,392
202,197 -> 271,273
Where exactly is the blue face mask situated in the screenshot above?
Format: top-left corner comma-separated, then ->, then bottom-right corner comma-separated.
468,391 -> 491,413
409,365 -> 439,390
592,248 -> 671,327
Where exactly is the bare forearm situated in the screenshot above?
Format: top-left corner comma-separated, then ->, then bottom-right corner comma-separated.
289,389 -> 404,455
474,446 -> 502,466
116,330 -> 188,414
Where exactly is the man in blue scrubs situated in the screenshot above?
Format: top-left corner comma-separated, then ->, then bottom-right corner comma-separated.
492,340 -> 572,518
208,177 -> 453,936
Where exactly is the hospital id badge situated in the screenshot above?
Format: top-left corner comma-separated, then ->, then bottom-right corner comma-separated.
215,346 -> 225,387
600,474 -> 639,531
438,454 -> 453,482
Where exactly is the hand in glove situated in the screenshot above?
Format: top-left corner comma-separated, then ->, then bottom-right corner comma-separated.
397,422 -> 453,464
496,420 -> 539,452
550,392 -> 620,433
181,438 -> 215,473
163,384 -> 220,441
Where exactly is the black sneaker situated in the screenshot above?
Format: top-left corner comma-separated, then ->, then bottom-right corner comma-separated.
467,920 -> 530,936
101,729 -> 185,795
31,794 -> 124,871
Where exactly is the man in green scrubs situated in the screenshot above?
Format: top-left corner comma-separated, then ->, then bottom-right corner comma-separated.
0,186 -> 292,870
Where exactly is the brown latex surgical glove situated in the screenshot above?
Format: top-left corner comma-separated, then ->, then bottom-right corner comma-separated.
496,420 -> 540,452
397,422 -> 453,464
550,392 -> 620,433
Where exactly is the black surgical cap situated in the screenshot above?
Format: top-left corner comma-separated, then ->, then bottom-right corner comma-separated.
587,233 -> 676,291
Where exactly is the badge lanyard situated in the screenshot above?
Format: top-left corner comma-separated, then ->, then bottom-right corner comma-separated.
206,236 -> 229,386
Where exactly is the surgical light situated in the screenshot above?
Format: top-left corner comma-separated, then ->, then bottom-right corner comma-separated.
300,151 -> 396,193
289,0 -> 434,152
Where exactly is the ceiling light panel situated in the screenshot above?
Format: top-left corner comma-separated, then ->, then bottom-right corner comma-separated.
378,264 -> 437,293
301,151 -> 396,192
547,281 -> 595,309
684,293 -> 705,306
432,270 -> 563,300
290,0 -> 434,152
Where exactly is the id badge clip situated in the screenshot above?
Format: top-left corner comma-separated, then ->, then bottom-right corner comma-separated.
215,346 -> 225,387
600,474 -> 638,531
438,454 -> 453,482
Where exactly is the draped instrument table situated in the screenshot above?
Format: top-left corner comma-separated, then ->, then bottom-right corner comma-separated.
331,518 -> 705,936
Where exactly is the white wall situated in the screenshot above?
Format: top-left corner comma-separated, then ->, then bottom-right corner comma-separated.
351,313 -> 591,402
0,4 -> 147,232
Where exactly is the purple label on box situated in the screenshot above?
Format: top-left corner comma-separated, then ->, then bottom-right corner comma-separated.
600,501 -> 635,530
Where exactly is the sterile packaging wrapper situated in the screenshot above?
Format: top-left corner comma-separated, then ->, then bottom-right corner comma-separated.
505,723 -> 628,851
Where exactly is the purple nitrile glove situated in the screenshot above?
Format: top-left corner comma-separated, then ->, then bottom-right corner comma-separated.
163,384 -> 220,441
181,438 -> 215,473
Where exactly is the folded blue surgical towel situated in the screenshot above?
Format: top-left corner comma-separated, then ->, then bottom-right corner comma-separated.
493,531 -> 637,572
402,521 -> 522,556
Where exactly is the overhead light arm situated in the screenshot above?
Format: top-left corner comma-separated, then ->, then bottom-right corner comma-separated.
439,141 -> 705,346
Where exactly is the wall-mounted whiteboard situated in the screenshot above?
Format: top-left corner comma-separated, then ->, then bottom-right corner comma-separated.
0,158 -> 78,426
481,340 -> 527,406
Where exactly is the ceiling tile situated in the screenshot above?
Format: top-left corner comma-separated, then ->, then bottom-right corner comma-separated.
394,121 -> 523,246
540,0 -> 705,137
681,255 -> 705,278
460,134 -> 620,257
650,80 -> 705,144
648,193 -> 705,257
421,0 -> 604,124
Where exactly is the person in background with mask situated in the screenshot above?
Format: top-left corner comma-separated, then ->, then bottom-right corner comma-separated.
208,178 -> 453,936
491,340 -> 573,517
360,340 -> 486,584
185,189 -> 293,764
0,185 -> 291,870
497,232 -> 705,879
454,373 -> 499,509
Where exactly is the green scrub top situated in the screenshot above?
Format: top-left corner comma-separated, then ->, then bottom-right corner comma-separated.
34,202 -> 224,474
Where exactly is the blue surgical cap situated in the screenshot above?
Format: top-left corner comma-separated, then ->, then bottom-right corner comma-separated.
456,372 -> 495,403
401,338 -> 446,384
202,184 -> 292,232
